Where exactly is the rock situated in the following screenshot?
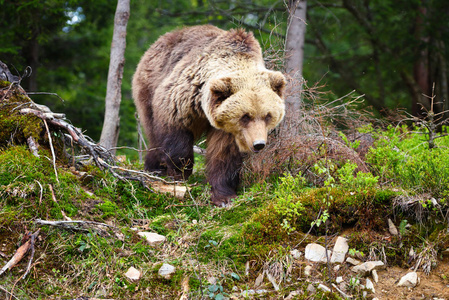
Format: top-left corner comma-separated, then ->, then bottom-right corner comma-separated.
333,265 -> 340,272
285,290 -> 302,300
124,267 -> 141,281
241,289 -> 255,297
138,232 -> 166,246
317,283 -> 331,293
365,278 -> 375,293
336,276 -> 343,284
254,272 -> 264,287
232,286 -> 239,292
290,249 -> 302,259
255,289 -> 268,294
346,257 -> 362,266
304,265 -> 312,277
397,271 -> 419,288
332,283 -> 351,299
351,261 -> 385,276
330,236 -> 349,263
305,243 -> 331,263
158,263 -> 176,279
372,269 -> 379,283
307,284 -> 316,293
207,276 -> 217,285
388,218 -> 399,236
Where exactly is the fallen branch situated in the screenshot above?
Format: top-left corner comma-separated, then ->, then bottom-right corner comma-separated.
0,229 -> 40,277
35,219 -> 120,238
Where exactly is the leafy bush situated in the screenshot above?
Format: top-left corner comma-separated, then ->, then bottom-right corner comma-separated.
367,125 -> 449,198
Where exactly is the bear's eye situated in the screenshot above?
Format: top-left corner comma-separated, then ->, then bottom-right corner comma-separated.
264,113 -> 272,123
240,114 -> 252,126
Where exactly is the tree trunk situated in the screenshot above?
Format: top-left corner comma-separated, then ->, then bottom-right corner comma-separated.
412,5 -> 431,116
282,0 -> 307,132
99,0 -> 130,152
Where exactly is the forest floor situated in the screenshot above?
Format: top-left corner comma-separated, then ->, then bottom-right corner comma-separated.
1,80 -> 449,299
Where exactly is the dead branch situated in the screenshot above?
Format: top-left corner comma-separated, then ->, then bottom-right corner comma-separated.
0,240 -> 31,276
23,229 -> 40,278
35,219 -> 121,238
0,229 -> 40,277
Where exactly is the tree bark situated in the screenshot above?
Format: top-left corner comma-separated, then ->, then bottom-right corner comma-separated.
99,0 -> 130,152
282,0 -> 307,132
412,5 -> 431,116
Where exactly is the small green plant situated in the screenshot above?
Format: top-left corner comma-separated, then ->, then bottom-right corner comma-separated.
348,248 -> 364,257
207,283 -> 228,299
337,162 -> 378,191
339,131 -> 360,150
273,172 -> 306,232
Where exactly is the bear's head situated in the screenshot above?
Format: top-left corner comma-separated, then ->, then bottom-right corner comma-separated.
206,70 -> 286,153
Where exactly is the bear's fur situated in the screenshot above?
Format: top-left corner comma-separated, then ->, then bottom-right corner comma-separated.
132,25 -> 286,206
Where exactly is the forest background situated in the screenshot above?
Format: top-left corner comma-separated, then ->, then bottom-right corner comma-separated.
1,0 -> 449,151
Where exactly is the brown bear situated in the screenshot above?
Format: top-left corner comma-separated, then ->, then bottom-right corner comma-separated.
132,25 -> 286,206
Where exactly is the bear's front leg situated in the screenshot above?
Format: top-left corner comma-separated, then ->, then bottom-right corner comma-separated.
206,129 -> 243,207
145,129 -> 195,180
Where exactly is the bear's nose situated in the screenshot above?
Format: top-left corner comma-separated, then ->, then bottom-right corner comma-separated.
253,140 -> 266,151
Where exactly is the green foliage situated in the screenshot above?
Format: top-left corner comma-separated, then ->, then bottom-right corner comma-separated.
273,173 -> 306,232
367,126 -> 449,198
336,161 -> 379,191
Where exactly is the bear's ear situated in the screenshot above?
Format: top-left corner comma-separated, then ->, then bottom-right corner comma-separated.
209,77 -> 233,104
268,71 -> 286,98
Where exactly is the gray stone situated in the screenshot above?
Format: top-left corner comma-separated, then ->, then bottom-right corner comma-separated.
124,267 -> 141,281
254,272 -> 264,287
241,289 -> 255,297
285,291 -> 302,300
372,269 -> 379,283
351,261 -> 385,276
305,243 -> 331,263
317,283 -> 331,293
365,278 -> 375,293
388,218 -> 399,236
138,232 -> 166,246
346,257 -> 362,266
307,284 -> 316,293
397,271 -> 419,288
158,263 -> 176,279
304,265 -> 312,277
336,276 -> 343,284
330,236 -> 349,263
290,249 -> 302,259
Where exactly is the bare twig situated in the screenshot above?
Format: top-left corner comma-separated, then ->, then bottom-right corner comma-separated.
23,229 -> 40,278
48,184 -> 71,221
0,285 -> 19,300
43,119 -> 59,183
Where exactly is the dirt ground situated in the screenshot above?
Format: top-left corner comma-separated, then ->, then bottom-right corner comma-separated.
372,258 -> 449,300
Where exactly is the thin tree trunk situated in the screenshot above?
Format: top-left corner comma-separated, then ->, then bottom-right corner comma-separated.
99,0 -> 130,152
412,5 -> 430,116
282,0 -> 307,132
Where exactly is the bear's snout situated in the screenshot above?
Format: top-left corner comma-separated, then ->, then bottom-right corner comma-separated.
253,140 -> 266,152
